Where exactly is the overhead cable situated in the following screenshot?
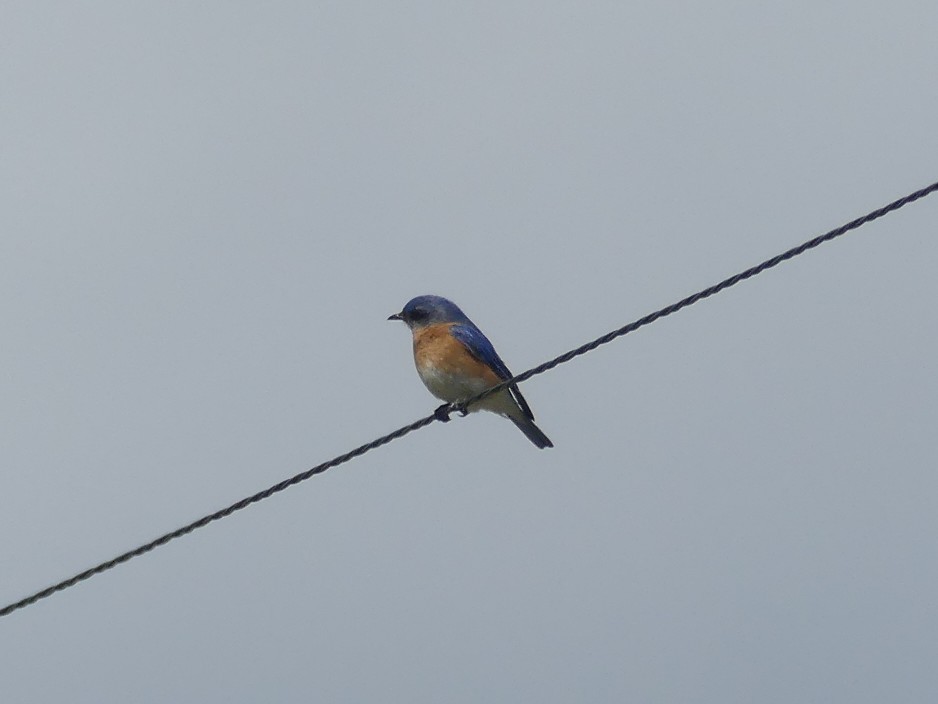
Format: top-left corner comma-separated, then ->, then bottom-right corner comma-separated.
2,179 -> 936,619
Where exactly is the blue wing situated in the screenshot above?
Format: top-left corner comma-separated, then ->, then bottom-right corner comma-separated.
450,324 -> 512,380
450,323 -> 535,420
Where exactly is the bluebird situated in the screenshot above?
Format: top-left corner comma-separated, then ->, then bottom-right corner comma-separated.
389,295 -> 553,449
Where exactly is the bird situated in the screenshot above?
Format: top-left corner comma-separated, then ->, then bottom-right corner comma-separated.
389,295 -> 553,449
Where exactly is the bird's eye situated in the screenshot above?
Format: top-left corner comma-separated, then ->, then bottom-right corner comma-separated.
409,307 -> 428,322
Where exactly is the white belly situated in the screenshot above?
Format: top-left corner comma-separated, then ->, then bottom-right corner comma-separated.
416,362 -> 518,418
417,363 -> 490,402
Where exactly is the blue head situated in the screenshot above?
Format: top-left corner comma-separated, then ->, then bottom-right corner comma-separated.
388,295 -> 471,330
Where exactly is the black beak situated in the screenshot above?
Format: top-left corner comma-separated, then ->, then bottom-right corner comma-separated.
388,312 -> 403,321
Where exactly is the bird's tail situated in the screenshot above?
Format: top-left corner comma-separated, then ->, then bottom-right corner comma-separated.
479,387 -> 554,449
509,415 -> 554,449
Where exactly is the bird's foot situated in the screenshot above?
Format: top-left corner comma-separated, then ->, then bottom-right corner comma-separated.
434,402 -> 470,422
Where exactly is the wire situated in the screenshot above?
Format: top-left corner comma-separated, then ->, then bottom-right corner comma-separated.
469,179 -> 938,405
2,180 -> 936,619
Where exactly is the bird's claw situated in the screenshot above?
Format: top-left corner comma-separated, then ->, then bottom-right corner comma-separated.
434,402 -> 469,422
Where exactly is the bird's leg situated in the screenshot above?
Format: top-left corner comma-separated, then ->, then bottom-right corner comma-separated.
433,402 -> 469,422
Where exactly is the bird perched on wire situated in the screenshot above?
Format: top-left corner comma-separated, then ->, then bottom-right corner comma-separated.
389,295 -> 553,449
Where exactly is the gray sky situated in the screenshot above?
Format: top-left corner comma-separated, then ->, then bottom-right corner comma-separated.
2,2 -> 936,702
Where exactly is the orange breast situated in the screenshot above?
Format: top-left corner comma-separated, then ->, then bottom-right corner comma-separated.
413,324 -> 502,384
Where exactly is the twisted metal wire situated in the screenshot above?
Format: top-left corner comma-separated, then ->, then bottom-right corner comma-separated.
2,180 -> 935,619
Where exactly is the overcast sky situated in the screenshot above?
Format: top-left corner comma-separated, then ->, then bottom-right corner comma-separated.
2,2 -> 937,702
